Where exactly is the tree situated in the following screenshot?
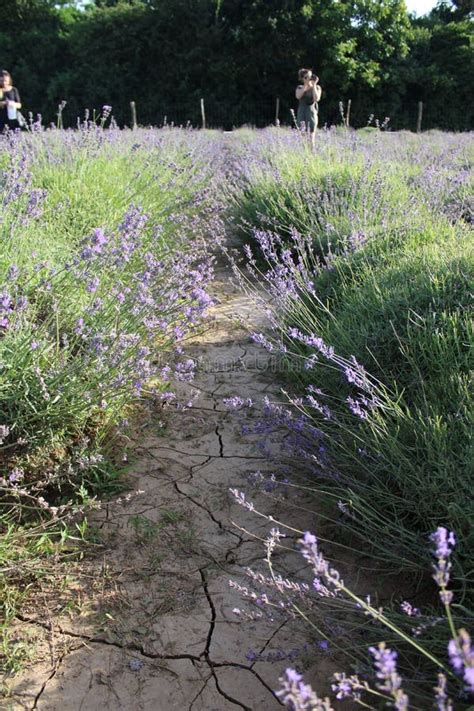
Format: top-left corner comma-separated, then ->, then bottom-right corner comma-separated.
0,0 -> 471,129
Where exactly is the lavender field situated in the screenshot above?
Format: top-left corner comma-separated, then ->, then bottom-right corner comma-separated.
0,122 -> 472,710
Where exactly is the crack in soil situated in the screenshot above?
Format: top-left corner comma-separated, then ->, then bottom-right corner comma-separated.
31,650 -> 68,710
250,620 -> 288,670
6,261 -> 317,710
190,455 -> 213,476
188,672 -> 211,711
16,612 -> 282,709
173,479 -> 242,541
215,425 -> 224,457
15,615 -> 202,663
212,662 -> 283,706
208,665 -> 252,711
199,568 -> 216,659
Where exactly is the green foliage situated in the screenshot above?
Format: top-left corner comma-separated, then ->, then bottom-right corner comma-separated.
232,130 -> 473,590
399,18 -> 474,130
0,0 -> 472,129
0,126 -> 217,655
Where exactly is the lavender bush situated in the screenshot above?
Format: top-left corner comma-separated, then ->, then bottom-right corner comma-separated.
224,127 -> 472,705
0,121 -> 223,661
231,490 -> 473,708
227,127 -> 473,584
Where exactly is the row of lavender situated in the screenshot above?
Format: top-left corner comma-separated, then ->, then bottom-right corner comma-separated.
0,123 -> 221,662
226,128 -> 473,708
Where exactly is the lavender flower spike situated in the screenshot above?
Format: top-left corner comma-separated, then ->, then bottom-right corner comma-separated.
448,629 -> 474,693
430,526 -> 456,604
369,642 -> 409,710
331,672 -> 367,701
229,488 -> 254,511
299,531 -> 344,596
433,673 -> 453,711
276,668 -> 335,711
431,527 -> 456,560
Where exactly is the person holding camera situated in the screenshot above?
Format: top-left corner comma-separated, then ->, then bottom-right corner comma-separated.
0,70 -> 22,132
296,68 -> 321,147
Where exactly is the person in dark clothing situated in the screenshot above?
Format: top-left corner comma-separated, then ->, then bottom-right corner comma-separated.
296,68 -> 322,148
0,70 -> 22,132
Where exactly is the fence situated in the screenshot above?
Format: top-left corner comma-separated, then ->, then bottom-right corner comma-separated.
126,98 -> 440,133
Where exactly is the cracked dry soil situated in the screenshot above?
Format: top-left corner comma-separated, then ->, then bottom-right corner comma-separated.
4,268 -> 335,711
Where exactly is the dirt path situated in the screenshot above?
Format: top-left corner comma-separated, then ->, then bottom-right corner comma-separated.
4,264 -> 333,711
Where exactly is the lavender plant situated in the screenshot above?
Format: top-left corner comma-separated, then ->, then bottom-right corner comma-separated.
230,490 -> 473,708
223,126 -> 472,706
0,122 -> 224,662
225,127 -> 473,587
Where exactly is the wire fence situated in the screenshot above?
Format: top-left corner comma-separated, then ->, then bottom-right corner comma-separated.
127,97 -> 446,133
142,99 -> 281,131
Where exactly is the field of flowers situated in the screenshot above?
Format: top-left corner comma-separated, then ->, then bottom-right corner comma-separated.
226,127 -> 473,708
0,122 -> 472,709
0,122 -> 222,659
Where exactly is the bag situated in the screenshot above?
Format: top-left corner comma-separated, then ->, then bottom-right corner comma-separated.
16,111 -> 26,129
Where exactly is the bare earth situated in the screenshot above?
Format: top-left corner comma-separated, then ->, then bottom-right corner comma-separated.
3,266 -> 337,711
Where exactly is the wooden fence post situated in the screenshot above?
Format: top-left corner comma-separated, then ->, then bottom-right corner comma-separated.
200,98 -> 206,129
416,101 -> 423,133
345,99 -> 352,128
130,101 -> 137,130
275,97 -> 280,126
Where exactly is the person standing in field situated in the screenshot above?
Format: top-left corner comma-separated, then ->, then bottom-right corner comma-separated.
0,70 -> 22,132
295,68 -> 321,147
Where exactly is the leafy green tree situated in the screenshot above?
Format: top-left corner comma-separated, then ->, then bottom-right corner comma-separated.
0,0 -> 471,129
0,0 -> 70,120
402,16 -> 473,129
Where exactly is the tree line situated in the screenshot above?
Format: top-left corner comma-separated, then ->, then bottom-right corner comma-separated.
0,0 -> 472,131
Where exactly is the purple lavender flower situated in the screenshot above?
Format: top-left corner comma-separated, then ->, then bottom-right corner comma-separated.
223,396 -> 253,410
229,489 -> 255,511
17,295 -> 28,311
25,188 -> 47,220
0,291 -> 12,311
331,672 -> 366,701
346,396 -> 368,419
369,643 -> 409,710
128,657 -> 143,671
400,601 -> 421,617
251,332 -> 274,351
276,668 -> 335,710
174,358 -> 196,382
191,286 -> 212,307
448,629 -> 474,693
7,264 -> 19,281
0,425 -> 10,444
431,527 -> 456,559
299,531 -> 344,594
90,228 -> 108,253
430,527 -> 456,604
245,649 -> 259,662
433,673 -> 453,711
86,276 -> 100,294
306,395 -> 332,420
8,468 -> 24,483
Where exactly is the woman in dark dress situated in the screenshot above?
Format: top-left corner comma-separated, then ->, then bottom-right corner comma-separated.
296,68 -> 322,148
0,70 -> 22,132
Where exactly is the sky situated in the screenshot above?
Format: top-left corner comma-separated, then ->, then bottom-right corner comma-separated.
74,0 -> 441,15
405,0 -> 439,15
